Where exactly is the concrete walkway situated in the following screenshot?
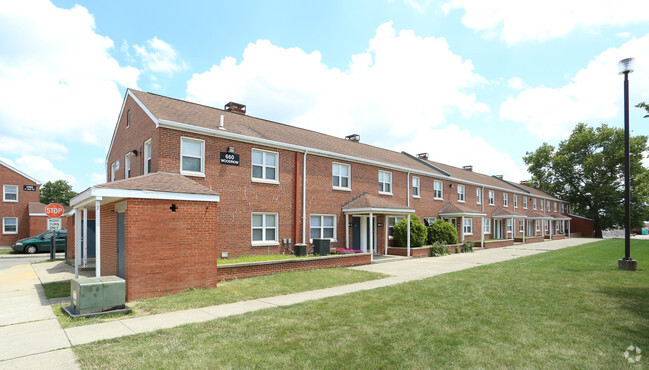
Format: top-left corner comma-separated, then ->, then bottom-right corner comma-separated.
0,238 -> 596,368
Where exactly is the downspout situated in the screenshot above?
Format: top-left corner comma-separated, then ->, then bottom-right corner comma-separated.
481,186 -> 485,248
294,152 -> 300,246
407,171 -> 411,208
302,150 -> 308,244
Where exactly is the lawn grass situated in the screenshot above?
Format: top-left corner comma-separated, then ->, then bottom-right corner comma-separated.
55,268 -> 385,328
217,254 -> 308,264
74,239 -> 649,368
42,280 -> 70,299
0,249 -> 17,255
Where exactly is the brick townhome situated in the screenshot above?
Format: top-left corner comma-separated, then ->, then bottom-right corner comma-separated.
1,160 -> 41,246
70,89 -> 578,298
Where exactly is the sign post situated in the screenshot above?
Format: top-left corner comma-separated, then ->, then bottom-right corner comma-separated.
45,203 -> 65,260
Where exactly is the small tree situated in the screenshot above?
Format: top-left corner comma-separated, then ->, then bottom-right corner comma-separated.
393,215 -> 427,247
40,180 -> 77,206
427,219 -> 458,245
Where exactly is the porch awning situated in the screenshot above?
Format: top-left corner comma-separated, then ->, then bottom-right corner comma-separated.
491,206 -> 526,219
342,193 -> 414,215
438,201 -> 486,217
526,210 -> 552,220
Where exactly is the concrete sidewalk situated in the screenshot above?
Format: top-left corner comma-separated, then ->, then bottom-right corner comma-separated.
0,237 -> 596,368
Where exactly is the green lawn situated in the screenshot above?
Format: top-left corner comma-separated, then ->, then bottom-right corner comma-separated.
217,253 -> 307,264
42,281 -> 70,299
74,239 -> 649,368
0,249 -> 17,255
54,268 -> 385,328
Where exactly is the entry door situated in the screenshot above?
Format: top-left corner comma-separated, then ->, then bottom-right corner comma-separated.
116,213 -> 125,278
352,217 -> 361,250
494,220 -> 502,239
81,220 -> 96,258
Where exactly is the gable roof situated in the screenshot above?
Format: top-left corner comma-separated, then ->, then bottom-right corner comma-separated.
0,160 -> 40,184
438,201 -> 487,217
342,193 -> 414,213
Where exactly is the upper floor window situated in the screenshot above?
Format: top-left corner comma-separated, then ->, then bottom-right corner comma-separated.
252,149 -> 278,183
252,212 -> 278,245
503,193 -> 509,207
310,215 -> 336,240
457,184 -> 465,202
488,190 -> 495,205
144,139 -> 152,175
181,137 -> 205,176
476,188 -> 481,204
124,153 -> 132,179
523,196 -> 528,209
547,201 -> 550,212
332,163 -> 350,190
533,198 -> 537,210
434,181 -> 443,199
412,176 -> 420,198
561,204 -> 565,213
2,217 -> 17,234
463,218 -> 473,235
110,162 -> 116,182
514,194 -> 518,208
3,185 -> 18,202
378,171 -> 392,194
126,109 -> 131,128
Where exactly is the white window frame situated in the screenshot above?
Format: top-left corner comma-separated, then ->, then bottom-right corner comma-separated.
507,219 -> 512,233
547,201 -> 550,212
310,214 -> 337,241
535,220 -> 540,232
388,216 -> 405,237
2,217 -> 18,234
533,198 -> 537,210
3,185 -> 18,202
378,170 -> 392,195
476,188 -> 481,204
124,153 -> 132,179
144,138 -> 152,175
483,218 -> 491,234
554,202 -> 557,212
423,217 -> 436,227
180,137 -> 206,177
110,162 -> 116,182
252,149 -> 279,184
457,184 -> 465,203
332,162 -> 351,191
519,220 -> 524,233
523,196 -> 528,209
412,176 -> 420,198
126,109 -> 131,128
434,181 -> 443,200
488,190 -> 495,205
514,194 -> 518,208
544,220 -> 549,232
251,212 -> 279,246
463,218 -> 473,235
503,193 -> 509,207
561,204 -> 565,213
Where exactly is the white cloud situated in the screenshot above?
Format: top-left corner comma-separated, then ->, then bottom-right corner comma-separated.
187,21 -> 489,149
402,0 -> 433,12
90,172 -> 106,185
445,0 -> 649,44
13,156 -> 77,187
134,37 -> 186,74
0,1 -> 139,148
0,136 -> 69,160
507,77 -> 527,90
500,34 -> 649,140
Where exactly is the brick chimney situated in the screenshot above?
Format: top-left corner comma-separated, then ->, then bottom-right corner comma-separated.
225,102 -> 246,114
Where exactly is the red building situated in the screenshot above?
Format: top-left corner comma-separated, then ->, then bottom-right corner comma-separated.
1,161 -> 41,246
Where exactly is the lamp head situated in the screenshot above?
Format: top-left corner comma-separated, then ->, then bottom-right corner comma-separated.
619,58 -> 634,74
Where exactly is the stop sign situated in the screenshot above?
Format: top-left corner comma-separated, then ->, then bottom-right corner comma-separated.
45,203 -> 65,218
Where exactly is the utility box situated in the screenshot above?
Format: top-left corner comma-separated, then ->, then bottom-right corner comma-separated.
71,277 -> 103,315
99,276 -> 126,311
294,243 -> 307,256
313,239 -> 331,256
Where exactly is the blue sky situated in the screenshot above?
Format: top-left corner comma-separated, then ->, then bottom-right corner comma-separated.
1,0 -> 649,191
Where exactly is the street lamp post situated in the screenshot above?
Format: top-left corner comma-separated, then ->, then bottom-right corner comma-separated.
618,57 -> 638,271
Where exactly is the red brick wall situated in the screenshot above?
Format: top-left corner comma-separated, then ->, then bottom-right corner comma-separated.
570,216 -> 594,237
0,166 -> 40,246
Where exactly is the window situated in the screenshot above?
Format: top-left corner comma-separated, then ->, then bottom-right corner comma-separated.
434,181 -> 443,199
2,217 -> 17,234
476,188 -> 481,204
378,171 -> 392,194
503,193 -> 509,207
310,215 -> 336,240
519,220 -> 524,233
181,137 -> 205,176
488,190 -> 495,205
547,201 -> 550,212
483,219 -> 491,234
533,198 -> 537,210
251,213 -> 278,244
457,185 -> 465,202
507,219 -> 512,233
252,149 -> 278,182
388,216 -> 405,236
332,163 -> 350,190
554,202 -> 557,212
544,220 -> 549,232
3,185 -> 18,202
144,139 -> 152,175
126,109 -> 131,128
535,220 -> 540,232
523,197 -> 528,209
463,218 -> 473,235
412,176 -> 420,198
561,204 -> 565,213
124,153 -> 131,179
514,195 -> 518,208
110,162 -> 116,182
423,217 -> 436,227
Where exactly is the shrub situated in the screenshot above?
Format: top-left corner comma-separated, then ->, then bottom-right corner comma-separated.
427,219 -> 458,245
393,215 -> 427,247
429,241 -> 449,257
462,241 -> 474,253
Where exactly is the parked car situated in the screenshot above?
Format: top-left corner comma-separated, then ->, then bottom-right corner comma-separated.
11,230 -> 67,254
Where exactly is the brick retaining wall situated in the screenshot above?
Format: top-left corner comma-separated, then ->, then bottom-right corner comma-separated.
514,236 -> 545,244
387,246 -> 431,257
475,239 -> 514,248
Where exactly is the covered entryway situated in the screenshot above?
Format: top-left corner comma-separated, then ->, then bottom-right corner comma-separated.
438,201 -> 487,245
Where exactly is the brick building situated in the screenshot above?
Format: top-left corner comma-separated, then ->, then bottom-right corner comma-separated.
1,160 -> 41,246
71,89 -> 581,298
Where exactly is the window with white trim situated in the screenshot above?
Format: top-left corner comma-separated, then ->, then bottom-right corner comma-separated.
547,201 -> 550,212
457,184 -> 465,202
556,222 -> 560,232
181,137 -> 205,176
332,163 -> 350,190
503,193 -> 509,207
519,220 -> 524,233
554,202 -> 557,212
126,109 -> 131,128
412,176 -> 420,198
378,171 -> 392,194
252,149 -> 278,182
514,195 -> 518,208
434,181 -> 443,199
144,139 -> 152,175
388,216 -> 405,236
310,215 -> 336,240
124,153 -> 131,179
463,218 -> 473,235
423,217 -> 436,227
3,185 -> 18,202
535,220 -> 540,232
488,190 -> 495,205
507,219 -> 512,233
110,162 -> 116,182
533,198 -> 537,210
544,220 -> 549,232
483,218 -> 491,234
523,196 -> 528,209
561,204 -> 565,213
476,188 -> 481,204
251,213 -> 278,244
3,217 -> 17,234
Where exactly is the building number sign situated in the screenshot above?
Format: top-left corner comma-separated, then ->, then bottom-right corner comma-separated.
220,152 -> 240,166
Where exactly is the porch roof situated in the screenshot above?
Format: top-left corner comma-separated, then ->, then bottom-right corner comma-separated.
526,210 -> 552,219
492,207 -> 526,219
438,201 -> 487,217
342,193 -> 414,214
550,213 -> 571,221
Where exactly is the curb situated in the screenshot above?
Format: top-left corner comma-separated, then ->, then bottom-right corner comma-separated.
0,252 -> 66,259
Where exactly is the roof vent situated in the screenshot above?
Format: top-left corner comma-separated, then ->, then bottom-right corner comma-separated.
225,102 -> 246,114
520,180 -> 529,186
462,165 -> 473,171
416,153 -> 429,160
494,175 -> 503,179
345,134 -> 360,142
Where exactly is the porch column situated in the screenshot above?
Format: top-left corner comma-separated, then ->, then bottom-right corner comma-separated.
461,216 -> 465,243
549,219 -> 553,240
407,214 -> 411,257
95,199 -> 101,277
511,217 -> 514,240
568,220 -> 571,237
74,209 -> 81,278
82,208 -> 88,267
345,213 -> 349,249
523,219 -> 526,243
384,215 -> 389,255
369,213 -> 374,262
481,217 -> 484,247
